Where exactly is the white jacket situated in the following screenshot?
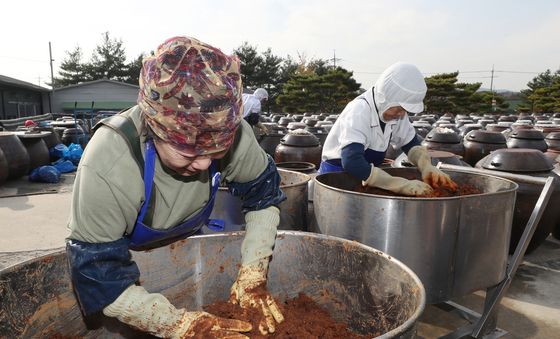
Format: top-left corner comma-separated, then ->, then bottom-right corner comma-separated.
242,93 -> 262,118
321,87 -> 416,161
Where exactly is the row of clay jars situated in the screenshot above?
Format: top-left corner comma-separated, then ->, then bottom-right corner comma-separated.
475,148 -> 560,253
258,124 -> 288,156
419,125 -> 555,167
545,132 -> 560,166
0,131 -> 62,183
260,120 -> 330,159
0,132 -> 30,181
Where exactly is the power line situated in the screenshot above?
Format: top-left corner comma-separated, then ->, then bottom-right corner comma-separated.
0,55 -> 49,63
459,76 -> 497,79
352,69 -> 541,75
494,70 -> 540,74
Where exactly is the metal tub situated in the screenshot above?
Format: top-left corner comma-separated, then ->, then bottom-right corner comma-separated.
313,168 -> 518,304
209,168 -> 310,231
0,231 -> 425,338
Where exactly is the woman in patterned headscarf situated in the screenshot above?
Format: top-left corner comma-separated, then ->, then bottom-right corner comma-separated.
66,36 -> 285,338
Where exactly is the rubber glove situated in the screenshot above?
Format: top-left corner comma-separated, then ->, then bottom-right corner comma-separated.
362,165 -> 433,196
230,206 -> 284,335
103,285 -> 252,338
407,146 -> 458,190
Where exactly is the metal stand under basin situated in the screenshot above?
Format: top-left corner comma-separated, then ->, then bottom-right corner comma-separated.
435,163 -> 556,339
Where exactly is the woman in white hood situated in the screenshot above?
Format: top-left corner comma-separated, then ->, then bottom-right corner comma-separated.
320,62 -> 456,195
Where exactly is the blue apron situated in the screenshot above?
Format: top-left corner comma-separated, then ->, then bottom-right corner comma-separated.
129,139 -> 224,248
318,148 -> 386,175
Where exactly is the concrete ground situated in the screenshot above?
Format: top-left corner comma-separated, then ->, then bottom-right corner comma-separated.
0,174 -> 559,338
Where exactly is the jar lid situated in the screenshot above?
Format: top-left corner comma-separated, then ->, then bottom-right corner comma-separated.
485,124 -> 510,132
304,126 -> 326,134
465,130 -> 506,144
0,131 -> 16,138
425,127 -> 461,143
15,131 -> 53,139
509,129 -> 545,140
278,117 -> 294,126
427,150 -> 465,166
280,129 -> 320,146
49,121 -> 77,127
478,148 -> 553,172
546,132 -> 560,140
287,122 -> 306,130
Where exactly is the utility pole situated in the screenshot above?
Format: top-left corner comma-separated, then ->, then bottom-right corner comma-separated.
329,49 -> 342,68
49,42 -> 54,112
490,64 -> 496,112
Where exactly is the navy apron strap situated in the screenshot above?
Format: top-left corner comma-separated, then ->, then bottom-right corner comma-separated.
129,150 -> 223,248
206,164 -> 225,231
136,138 -> 156,225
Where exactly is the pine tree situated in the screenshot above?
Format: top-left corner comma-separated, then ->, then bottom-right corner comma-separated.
234,42 -> 263,89
87,32 -> 129,81
276,66 -> 361,113
471,91 -> 510,113
256,48 -> 283,113
124,54 -> 144,85
424,72 -> 484,114
519,69 -> 560,112
51,46 -> 87,87
527,77 -> 560,112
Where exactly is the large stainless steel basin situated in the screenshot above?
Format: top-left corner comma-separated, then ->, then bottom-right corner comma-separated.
0,231 -> 425,338
209,168 -> 310,231
313,168 -> 518,304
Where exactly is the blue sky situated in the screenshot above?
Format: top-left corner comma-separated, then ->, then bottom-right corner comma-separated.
1,0 -> 559,91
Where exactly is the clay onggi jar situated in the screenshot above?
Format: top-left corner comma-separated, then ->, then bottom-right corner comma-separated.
476,148 -> 560,254
421,127 -> 465,157
274,129 -> 322,168
463,130 -> 507,166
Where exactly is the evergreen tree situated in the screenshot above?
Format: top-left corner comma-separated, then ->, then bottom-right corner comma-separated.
234,42 -> 263,89
124,53 -> 145,85
51,46 -> 87,87
308,59 -> 330,76
519,69 -> 560,112
87,32 -> 129,81
277,66 -> 361,113
278,55 -> 299,84
424,72 -> 459,113
471,91 -> 510,113
257,48 -> 283,112
527,77 -> 560,112
316,67 -> 361,112
277,73 -> 320,113
424,72 -> 484,114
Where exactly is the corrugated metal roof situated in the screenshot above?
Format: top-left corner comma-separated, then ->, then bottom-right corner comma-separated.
62,101 -> 136,110
0,74 -> 51,92
56,79 -> 139,91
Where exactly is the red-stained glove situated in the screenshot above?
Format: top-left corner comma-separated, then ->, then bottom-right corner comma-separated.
407,146 -> 458,190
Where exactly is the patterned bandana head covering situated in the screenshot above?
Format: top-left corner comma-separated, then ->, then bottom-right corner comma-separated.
138,36 -> 243,155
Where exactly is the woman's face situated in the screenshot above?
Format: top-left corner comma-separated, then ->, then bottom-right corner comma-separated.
153,139 -> 227,176
382,106 -> 407,121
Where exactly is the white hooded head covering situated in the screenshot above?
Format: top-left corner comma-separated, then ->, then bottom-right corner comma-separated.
373,62 -> 427,118
253,88 -> 269,101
